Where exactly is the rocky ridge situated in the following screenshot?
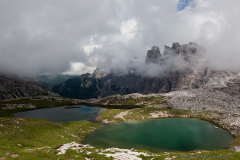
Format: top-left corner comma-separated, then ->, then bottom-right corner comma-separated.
165,77 -> 240,136
0,75 -> 58,101
57,142 -> 152,160
145,46 -> 161,64
1,104 -> 36,110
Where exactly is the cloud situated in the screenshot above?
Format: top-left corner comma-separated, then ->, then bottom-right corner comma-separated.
0,0 -> 119,77
93,0 -> 240,74
62,62 -> 96,75
0,0 -> 240,78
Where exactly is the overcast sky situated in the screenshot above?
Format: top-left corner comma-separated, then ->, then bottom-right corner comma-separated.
0,0 -> 240,77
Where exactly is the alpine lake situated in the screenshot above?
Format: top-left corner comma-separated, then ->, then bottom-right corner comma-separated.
14,105 -> 235,153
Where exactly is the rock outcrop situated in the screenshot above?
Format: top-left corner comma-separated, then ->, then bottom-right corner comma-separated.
51,73 -> 171,99
1,104 -> 36,110
0,75 -> 57,100
165,78 -> 240,135
51,42 -> 239,99
145,46 -> 161,64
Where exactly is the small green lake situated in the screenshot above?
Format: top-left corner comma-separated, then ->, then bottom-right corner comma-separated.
82,118 -> 234,152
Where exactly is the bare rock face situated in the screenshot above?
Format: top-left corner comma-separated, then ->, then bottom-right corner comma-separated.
163,45 -> 174,56
172,42 -> 180,52
1,104 -> 36,110
0,75 -> 55,100
145,46 -> 161,64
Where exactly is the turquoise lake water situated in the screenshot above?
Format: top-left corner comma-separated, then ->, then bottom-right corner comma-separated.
82,118 -> 235,152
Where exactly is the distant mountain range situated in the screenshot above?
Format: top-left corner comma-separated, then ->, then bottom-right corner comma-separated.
0,75 -> 57,100
0,73 -> 76,100
51,42 -> 240,99
37,74 -> 77,86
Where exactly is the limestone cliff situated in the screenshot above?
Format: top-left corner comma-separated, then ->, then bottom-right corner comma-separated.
145,46 -> 161,64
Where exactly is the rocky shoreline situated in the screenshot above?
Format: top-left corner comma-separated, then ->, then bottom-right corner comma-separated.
163,89 -> 240,151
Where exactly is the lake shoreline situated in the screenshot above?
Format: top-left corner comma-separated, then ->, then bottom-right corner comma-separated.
96,107 -> 238,151
83,118 -> 235,152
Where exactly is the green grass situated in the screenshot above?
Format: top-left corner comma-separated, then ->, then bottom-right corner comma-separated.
97,109 -> 125,123
0,118 -> 102,160
98,107 -> 191,123
98,96 -> 169,107
0,98 -> 113,159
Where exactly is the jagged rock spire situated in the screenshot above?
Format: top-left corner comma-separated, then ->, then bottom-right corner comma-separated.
172,42 -> 181,54
145,46 -> 162,64
146,42 -> 203,64
163,45 -> 173,56
163,42 -> 181,56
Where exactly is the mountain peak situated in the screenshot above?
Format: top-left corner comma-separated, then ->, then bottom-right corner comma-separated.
145,46 -> 161,64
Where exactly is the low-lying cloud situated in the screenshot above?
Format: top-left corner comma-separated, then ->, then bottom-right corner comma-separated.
0,0 -> 240,78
